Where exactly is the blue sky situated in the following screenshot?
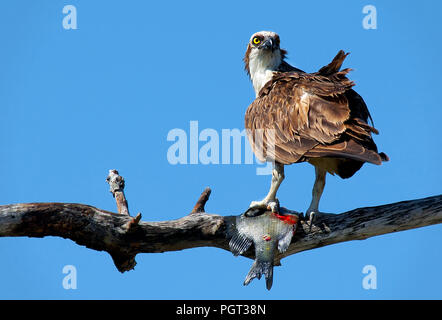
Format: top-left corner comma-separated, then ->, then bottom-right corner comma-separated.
0,0 -> 441,299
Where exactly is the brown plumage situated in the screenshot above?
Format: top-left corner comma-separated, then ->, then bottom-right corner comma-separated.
245,49 -> 388,179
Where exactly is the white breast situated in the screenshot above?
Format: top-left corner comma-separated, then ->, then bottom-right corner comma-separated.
248,49 -> 282,96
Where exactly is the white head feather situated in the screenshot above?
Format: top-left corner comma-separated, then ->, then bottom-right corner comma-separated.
246,31 -> 283,96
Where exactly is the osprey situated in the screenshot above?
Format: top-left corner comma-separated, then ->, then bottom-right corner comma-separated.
244,31 -> 388,223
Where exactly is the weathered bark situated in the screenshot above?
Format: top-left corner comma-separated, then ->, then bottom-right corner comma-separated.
106,169 -> 130,216
0,171 -> 441,272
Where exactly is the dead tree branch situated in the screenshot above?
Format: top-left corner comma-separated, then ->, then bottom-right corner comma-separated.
0,170 -> 441,272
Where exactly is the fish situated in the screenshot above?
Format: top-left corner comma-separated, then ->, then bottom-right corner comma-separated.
228,207 -> 299,290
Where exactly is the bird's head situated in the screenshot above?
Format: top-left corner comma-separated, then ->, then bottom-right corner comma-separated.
244,31 -> 287,94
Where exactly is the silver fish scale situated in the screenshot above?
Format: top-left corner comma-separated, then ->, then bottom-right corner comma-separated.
235,212 -> 295,254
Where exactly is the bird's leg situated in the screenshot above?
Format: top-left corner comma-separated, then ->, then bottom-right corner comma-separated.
306,166 -> 331,230
247,162 -> 284,215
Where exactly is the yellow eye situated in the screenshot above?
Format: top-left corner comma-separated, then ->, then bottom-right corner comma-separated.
253,37 -> 261,45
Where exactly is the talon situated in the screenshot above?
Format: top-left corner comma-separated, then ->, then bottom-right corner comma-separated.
307,211 -> 315,232
305,210 -> 333,232
266,199 -> 280,213
249,200 -> 265,209
246,198 -> 280,216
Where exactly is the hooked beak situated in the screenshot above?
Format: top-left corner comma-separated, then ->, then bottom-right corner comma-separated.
259,38 -> 275,51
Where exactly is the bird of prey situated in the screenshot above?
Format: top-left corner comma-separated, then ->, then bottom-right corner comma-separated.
244,31 -> 388,223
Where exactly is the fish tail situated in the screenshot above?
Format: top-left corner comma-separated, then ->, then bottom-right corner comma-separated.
243,260 -> 274,290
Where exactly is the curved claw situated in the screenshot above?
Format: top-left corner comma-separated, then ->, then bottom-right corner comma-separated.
266,199 -> 280,213
306,210 -> 333,232
307,210 -> 316,232
246,199 -> 280,217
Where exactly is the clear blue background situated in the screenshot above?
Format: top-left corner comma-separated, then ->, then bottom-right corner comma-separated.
0,0 -> 441,299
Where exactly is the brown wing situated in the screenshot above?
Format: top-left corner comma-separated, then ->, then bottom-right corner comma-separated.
316,51 -> 375,126
245,64 -> 385,168
316,50 -> 349,76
